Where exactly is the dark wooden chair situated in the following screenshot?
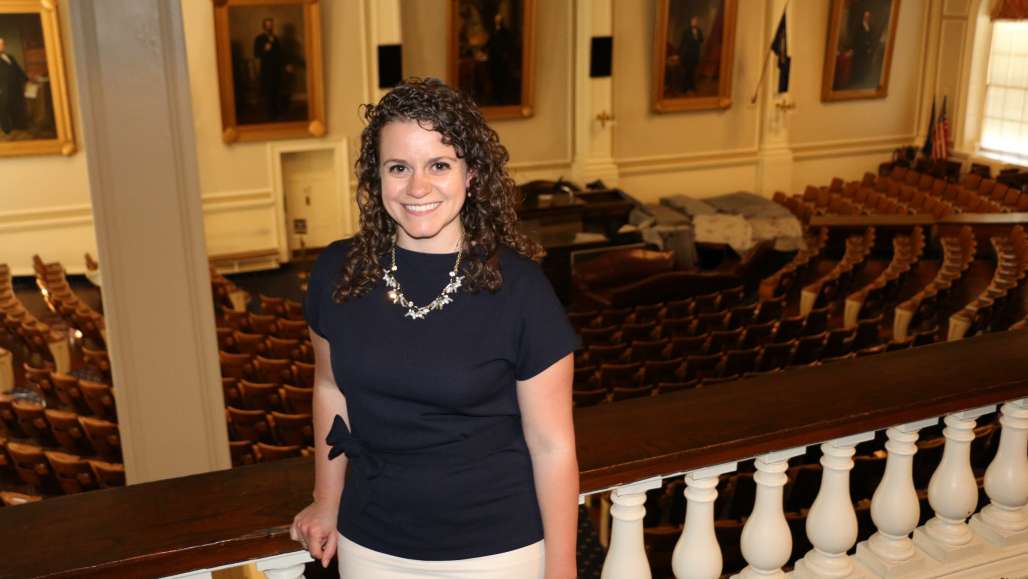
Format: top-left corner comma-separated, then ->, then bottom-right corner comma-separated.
269,411 -> 314,447
78,416 -> 122,461
87,459 -> 126,487
45,451 -> 98,494
45,408 -> 92,455
255,442 -> 302,462
281,384 -> 313,414
79,380 -> 117,421
226,407 -> 272,444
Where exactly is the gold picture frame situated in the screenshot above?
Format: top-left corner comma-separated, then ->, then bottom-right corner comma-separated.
448,0 -> 536,120
212,0 -> 325,144
0,0 -> 75,157
652,0 -> 737,113
821,0 -> 901,102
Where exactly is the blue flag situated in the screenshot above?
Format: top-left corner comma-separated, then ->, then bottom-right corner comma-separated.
771,12 -> 790,93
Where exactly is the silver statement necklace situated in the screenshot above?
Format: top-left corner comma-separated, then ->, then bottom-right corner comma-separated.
383,237 -> 464,320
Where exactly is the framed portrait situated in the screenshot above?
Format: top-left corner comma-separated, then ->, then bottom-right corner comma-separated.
652,0 -> 737,113
212,0 -> 325,144
0,0 -> 75,157
448,0 -> 536,120
821,0 -> 901,102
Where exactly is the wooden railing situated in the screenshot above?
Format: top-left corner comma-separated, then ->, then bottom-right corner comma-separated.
2,329 -> 1027,578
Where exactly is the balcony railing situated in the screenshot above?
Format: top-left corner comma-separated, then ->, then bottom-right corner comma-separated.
2,329 -> 1027,578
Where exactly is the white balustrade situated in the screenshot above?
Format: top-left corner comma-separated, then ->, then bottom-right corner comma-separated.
601,475 -> 662,579
793,431 -> 875,579
856,418 -> 938,576
971,398 -> 1028,547
671,462 -> 737,579
256,550 -> 314,579
913,406 -> 995,562
735,447 -> 805,579
162,550 -> 313,579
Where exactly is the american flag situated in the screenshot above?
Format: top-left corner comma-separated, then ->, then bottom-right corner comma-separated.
932,96 -> 951,160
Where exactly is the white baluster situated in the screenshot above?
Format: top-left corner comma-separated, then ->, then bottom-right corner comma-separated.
793,431 -> 875,579
255,550 -> 314,579
602,476 -> 662,579
734,447 -> 805,579
672,462 -> 737,579
913,405 -> 995,562
855,418 -> 937,576
971,398 -> 1028,546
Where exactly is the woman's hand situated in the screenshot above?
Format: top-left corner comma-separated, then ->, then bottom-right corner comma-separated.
290,500 -> 339,568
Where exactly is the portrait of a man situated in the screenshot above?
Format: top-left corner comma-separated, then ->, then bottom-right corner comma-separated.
653,0 -> 737,112
449,0 -> 535,119
228,6 -> 307,125
822,0 -> 900,101
0,13 -> 57,143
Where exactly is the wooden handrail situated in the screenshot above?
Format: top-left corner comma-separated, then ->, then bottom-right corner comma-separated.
2,329 -> 1027,578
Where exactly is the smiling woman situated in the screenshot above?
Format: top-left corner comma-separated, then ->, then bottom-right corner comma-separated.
378,120 -> 470,254
289,78 -> 581,579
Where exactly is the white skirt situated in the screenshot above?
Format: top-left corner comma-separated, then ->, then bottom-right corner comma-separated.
337,533 -> 545,579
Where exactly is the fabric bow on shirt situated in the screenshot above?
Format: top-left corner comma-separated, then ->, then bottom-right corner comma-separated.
326,414 -> 383,513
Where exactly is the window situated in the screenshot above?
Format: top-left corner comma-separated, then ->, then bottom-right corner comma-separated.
980,21 -> 1028,162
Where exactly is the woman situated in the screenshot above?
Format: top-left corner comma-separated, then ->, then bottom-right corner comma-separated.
290,78 -> 580,579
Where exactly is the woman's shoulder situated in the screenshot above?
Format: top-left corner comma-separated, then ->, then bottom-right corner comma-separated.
309,237 -> 354,280
497,245 -> 549,292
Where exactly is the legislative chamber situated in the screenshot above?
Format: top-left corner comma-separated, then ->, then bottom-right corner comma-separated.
1,1 -> 1027,578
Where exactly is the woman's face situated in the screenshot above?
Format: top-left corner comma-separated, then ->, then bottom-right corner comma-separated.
378,119 -> 470,254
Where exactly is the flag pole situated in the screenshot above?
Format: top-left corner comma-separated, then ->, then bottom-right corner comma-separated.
750,0 -> 790,105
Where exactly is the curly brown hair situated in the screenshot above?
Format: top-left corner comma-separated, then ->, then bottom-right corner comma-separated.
331,77 -> 541,303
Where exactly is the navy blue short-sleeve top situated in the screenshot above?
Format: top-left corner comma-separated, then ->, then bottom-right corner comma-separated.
304,238 -> 581,560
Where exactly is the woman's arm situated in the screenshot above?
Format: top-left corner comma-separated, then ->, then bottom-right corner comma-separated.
291,329 -> 349,567
517,353 -> 578,579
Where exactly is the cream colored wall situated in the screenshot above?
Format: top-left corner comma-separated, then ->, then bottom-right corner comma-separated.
613,0 -> 929,202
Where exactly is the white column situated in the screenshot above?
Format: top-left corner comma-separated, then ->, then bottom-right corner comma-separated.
672,462 -> 738,579
856,418 -> 938,577
755,0 -> 794,197
570,0 -> 618,186
793,431 -> 875,579
735,447 -> 805,579
913,406 -> 995,562
601,476 -> 662,579
68,0 -> 230,482
971,398 -> 1028,547
256,550 -> 315,579
365,0 -> 402,103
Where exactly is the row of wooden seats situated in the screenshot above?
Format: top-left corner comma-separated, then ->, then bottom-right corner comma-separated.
0,266 -> 65,366
20,366 -> 116,419
758,228 -> 829,300
568,286 -> 750,330
898,166 -> 1028,212
219,308 -> 308,340
0,399 -> 121,461
33,255 -> 106,349
948,226 -> 1028,341
893,226 -> 978,340
217,327 -> 313,363
219,351 -> 314,388
799,227 -> 876,315
0,437 -> 124,495
222,377 -> 312,415
880,169 -> 1001,214
843,227 -> 926,328
229,440 -> 312,467
577,303 -> 829,363
225,406 -> 313,448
